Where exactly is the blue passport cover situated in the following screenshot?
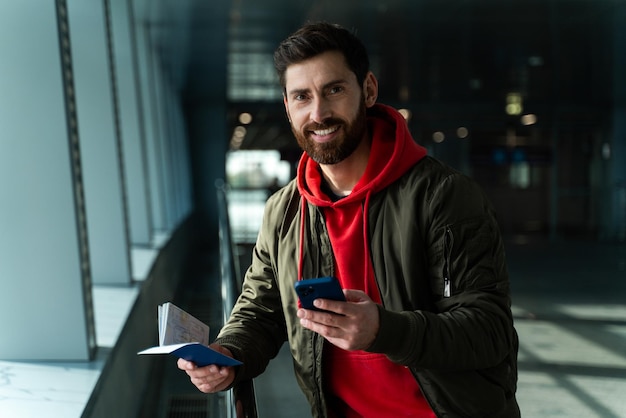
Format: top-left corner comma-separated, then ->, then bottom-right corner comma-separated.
138,342 -> 242,367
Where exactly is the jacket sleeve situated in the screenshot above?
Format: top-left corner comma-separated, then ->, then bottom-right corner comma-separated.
367,170 -> 517,371
214,191 -> 289,383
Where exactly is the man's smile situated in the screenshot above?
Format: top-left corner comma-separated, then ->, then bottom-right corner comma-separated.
310,125 -> 340,142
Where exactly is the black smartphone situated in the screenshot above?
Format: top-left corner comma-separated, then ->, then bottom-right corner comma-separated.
294,276 -> 346,311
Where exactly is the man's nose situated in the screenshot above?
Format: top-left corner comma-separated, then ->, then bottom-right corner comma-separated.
310,97 -> 331,124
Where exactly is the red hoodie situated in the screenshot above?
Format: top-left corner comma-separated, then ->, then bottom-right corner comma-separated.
296,104 -> 435,417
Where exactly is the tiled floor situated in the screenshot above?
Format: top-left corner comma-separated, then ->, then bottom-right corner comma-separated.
509,239 -> 626,418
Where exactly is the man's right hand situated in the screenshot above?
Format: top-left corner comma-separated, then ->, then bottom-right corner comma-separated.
177,343 -> 236,393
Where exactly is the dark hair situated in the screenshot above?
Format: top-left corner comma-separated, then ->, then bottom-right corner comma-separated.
273,22 -> 370,91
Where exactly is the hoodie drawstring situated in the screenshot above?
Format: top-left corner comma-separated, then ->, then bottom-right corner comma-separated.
362,191 -> 373,297
298,197 -> 306,283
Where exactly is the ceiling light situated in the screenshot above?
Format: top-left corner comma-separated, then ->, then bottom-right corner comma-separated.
398,108 -> 412,121
506,93 -> 523,116
521,114 -> 537,126
238,112 -> 252,124
433,131 -> 445,143
233,126 -> 247,139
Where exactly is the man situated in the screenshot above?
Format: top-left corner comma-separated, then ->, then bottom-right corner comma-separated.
179,22 -> 520,417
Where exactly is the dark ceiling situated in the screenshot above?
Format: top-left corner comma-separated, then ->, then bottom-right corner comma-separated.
132,0 -> 622,154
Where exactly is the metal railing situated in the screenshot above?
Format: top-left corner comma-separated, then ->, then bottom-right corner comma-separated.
216,180 -> 259,418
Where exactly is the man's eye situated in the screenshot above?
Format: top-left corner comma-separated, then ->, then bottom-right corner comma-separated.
294,94 -> 307,101
329,86 -> 343,94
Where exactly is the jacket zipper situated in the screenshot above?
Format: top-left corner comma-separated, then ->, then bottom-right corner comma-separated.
443,227 -> 453,297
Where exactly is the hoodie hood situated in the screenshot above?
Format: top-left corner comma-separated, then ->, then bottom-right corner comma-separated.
296,103 -> 427,206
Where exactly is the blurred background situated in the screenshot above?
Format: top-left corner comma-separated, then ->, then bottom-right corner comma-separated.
0,0 -> 625,417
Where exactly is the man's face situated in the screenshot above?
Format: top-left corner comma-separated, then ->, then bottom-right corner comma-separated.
283,51 -> 368,165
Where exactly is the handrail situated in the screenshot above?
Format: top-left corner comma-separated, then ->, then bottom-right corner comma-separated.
216,180 -> 259,418
216,179 -> 241,325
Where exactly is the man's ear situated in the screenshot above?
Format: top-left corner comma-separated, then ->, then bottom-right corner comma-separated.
363,72 -> 378,108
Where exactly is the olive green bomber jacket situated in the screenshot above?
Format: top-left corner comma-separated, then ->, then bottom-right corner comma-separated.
215,156 -> 520,417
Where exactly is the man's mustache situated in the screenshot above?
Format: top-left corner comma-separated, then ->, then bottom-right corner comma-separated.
303,118 -> 344,131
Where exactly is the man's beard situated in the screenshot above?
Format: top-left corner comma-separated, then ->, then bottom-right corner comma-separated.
292,100 -> 367,165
